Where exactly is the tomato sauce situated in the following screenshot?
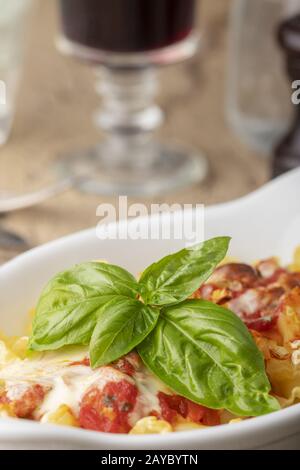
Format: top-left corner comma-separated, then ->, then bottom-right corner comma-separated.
79,379 -> 138,433
157,392 -> 220,426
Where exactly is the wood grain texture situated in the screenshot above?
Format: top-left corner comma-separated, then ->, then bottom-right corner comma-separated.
0,0 -> 269,264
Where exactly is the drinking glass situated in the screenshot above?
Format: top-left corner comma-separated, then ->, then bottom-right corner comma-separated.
57,0 -> 207,196
226,0 -> 300,156
0,0 -> 31,145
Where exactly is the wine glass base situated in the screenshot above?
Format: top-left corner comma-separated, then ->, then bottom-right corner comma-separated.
57,142 -> 208,197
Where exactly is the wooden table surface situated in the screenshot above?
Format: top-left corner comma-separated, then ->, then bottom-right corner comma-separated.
0,0 -> 269,264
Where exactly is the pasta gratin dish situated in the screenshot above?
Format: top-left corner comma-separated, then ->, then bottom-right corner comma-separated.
0,238 -> 300,435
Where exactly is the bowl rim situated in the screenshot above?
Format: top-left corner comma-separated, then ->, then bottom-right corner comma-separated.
0,401 -> 299,448
1,171 -> 300,447
2,167 -> 300,275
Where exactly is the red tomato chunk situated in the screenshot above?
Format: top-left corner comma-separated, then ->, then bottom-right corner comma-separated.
79,379 -> 138,433
157,392 -> 220,426
1,383 -> 48,418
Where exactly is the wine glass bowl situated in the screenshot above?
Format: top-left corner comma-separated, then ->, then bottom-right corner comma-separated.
56,0 -> 208,196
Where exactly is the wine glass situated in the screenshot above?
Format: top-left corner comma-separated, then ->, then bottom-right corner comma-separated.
56,0 -> 208,196
0,0 -> 32,145
226,0 -> 299,156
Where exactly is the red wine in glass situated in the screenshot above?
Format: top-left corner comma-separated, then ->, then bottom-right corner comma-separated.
56,0 -> 206,197
59,0 -> 196,53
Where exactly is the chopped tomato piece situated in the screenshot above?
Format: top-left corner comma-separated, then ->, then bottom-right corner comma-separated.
112,357 -> 135,376
279,272 -> 300,291
196,284 -> 215,300
157,393 -> 179,423
185,400 -> 206,422
208,263 -> 258,292
227,286 -> 284,332
197,283 -> 233,304
157,392 -> 220,426
256,258 -> 281,281
244,315 -> 278,332
202,408 -> 222,426
79,379 -> 138,433
2,383 -> 48,418
70,357 -> 90,367
197,261 -> 300,334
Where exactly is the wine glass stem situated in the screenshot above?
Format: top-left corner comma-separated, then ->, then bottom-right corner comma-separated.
94,66 -> 164,169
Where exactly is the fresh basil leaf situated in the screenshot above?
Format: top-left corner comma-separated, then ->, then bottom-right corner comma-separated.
139,237 -> 230,306
90,296 -> 159,368
29,262 -> 139,351
138,299 -> 280,416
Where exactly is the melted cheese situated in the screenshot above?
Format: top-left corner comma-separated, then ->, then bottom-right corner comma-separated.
0,343 -> 168,424
129,371 -> 167,425
40,365 -> 125,421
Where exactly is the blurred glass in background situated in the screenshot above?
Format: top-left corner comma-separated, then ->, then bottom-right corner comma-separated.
227,0 -> 300,156
0,0 -> 31,145
56,0 -> 206,197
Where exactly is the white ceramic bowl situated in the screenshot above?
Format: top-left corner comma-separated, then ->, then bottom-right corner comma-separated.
1,169 -> 300,449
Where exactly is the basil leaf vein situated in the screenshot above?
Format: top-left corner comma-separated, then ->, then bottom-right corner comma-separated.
29,262 -> 139,351
138,299 -> 280,416
139,237 -> 230,306
90,296 -> 160,368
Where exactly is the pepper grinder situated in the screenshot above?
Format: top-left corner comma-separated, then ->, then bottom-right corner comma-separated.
273,14 -> 300,177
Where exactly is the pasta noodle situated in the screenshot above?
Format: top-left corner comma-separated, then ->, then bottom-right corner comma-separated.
0,249 -> 300,434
